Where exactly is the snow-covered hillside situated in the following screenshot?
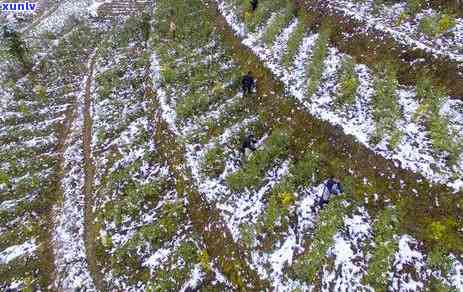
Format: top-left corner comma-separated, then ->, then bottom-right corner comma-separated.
1,0 -> 462,290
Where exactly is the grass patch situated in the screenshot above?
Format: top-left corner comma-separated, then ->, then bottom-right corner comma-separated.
363,207 -> 399,290
307,22 -> 331,98
263,9 -> 294,46
370,60 -> 403,149
282,16 -> 307,66
334,56 -> 359,109
202,146 -> 226,178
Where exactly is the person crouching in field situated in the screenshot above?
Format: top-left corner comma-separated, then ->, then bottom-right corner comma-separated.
242,71 -> 255,96
318,176 -> 343,209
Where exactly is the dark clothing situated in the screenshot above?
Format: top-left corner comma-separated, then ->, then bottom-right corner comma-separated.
318,179 -> 343,208
251,0 -> 258,11
326,179 -> 343,195
242,74 -> 255,95
318,198 -> 329,209
240,135 -> 257,154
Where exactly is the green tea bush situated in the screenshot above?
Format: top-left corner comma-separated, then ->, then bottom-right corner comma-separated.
388,128 -> 404,151
264,9 -> 294,45
420,13 -> 456,38
307,23 -> 331,98
239,223 -> 256,249
289,151 -> 321,187
292,196 -> 350,282
227,130 -> 290,192
364,207 -> 399,291
202,146 -> 226,178
371,60 -> 402,146
407,0 -> 424,14
282,16 -> 307,66
176,93 -> 210,119
427,246 -> 454,276
414,75 -> 462,164
335,57 -> 359,109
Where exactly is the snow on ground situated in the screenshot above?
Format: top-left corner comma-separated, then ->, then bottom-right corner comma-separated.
323,207 -> 372,291
52,59 -> 95,291
29,0 -> 93,35
0,239 -> 37,265
449,254 -> 463,290
216,0 -> 463,192
272,18 -> 298,61
324,0 -> 463,63
390,235 -> 427,291
219,160 -> 290,241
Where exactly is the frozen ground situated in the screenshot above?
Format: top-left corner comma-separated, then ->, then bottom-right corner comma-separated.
216,0 -> 463,192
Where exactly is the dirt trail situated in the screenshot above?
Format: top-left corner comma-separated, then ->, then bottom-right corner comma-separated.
143,62 -> 270,290
47,102 -> 76,290
33,102 -> 76,290
204,0 -> 463,255
82,51 -> 106,292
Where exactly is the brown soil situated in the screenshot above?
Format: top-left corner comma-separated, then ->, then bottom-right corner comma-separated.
82,51 -> 107,292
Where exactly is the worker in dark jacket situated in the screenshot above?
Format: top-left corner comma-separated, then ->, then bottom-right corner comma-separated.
242,71 -> 255,96
250,0 -> 258,11
318,176 -> 343,208
240,134 -> 257,162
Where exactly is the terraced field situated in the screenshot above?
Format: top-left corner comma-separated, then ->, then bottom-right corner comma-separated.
1,0 -> 463,290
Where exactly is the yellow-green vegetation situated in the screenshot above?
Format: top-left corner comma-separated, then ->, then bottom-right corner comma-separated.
370,60 -> 403,148
407,0 -> 424,14
307,23 -> 331,98
292,196 -> 352,282
261,180 -> 296,234
414,75 -> 462,164
264,8 -> 294,45
335,57 -> 359,109
427,246 -> 458,291
202,146 -> 226,178
363,207 -> 399,291
282,16 -> 307,66
227,129 -> 290,192
420,12 -> 456,38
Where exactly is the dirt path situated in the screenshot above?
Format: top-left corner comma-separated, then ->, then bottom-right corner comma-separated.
34,102 -> 76,290
48,102 -> 77,290
204,0 -> 463,256
82,51 -> 106,292
143,61 -> 270,290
